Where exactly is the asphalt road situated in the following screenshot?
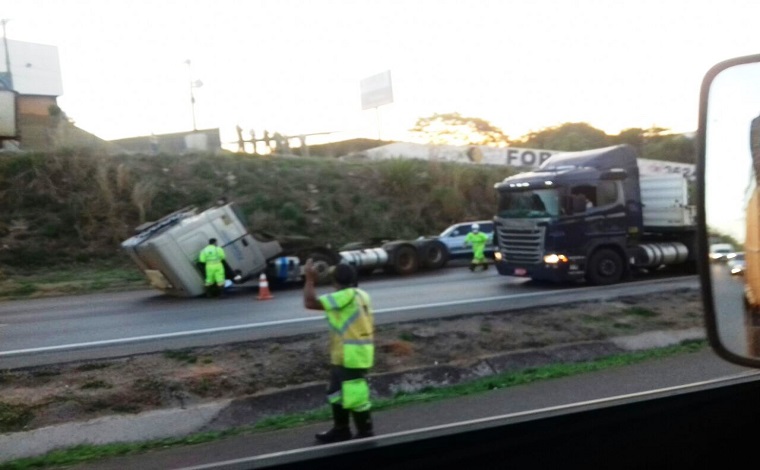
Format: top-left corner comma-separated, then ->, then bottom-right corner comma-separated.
0,268 -> 699,369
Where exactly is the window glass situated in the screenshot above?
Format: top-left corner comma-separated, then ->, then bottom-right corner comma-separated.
597,181 -> 620,206
5,1 -> 744,467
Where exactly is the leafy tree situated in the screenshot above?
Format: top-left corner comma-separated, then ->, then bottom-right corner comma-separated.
610,128 -> 647,154
516,122 -> 610,151
640,132 -> 696,164
409,112 -> 510,146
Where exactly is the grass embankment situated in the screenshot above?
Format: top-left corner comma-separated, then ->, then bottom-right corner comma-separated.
0,340 -> 706,470
0,260 -> 147,300
0,151 -> 517,276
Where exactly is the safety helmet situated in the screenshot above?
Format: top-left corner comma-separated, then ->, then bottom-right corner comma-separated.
472,223 -> 480,232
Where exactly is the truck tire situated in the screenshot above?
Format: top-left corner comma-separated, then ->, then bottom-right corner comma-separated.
420,240 -> 449,270
391,245 -> 419,275
585,248 -> 624,285
308,252 -> 334,285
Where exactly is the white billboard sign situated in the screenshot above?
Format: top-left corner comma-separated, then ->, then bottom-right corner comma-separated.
359,143 -> 696,177
360,70 -> 393,110
0,40 -> 63,96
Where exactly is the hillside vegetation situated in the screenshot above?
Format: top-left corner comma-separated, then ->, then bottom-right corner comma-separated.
0,150 -> 518,275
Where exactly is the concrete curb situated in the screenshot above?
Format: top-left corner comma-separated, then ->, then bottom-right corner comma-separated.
0,328 -> 706,462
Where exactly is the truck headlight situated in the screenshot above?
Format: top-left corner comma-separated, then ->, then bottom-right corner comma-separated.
494,252 -> 503,261
543,254 -> 568,264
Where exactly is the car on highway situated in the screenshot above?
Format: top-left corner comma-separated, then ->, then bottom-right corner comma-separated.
727,252 -> 745,275
437,220 -> 495,259
709,243 -> 735,262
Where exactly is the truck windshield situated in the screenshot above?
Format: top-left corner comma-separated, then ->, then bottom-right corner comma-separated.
497,188 -> 561,218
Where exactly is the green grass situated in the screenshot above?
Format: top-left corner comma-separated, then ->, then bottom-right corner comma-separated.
0,403 -> 35,434
162,349 -> 198,364
0,260 -> 148,300
623,307 -> 659,318
80,380 -> 113,390
0,340 -> 707,470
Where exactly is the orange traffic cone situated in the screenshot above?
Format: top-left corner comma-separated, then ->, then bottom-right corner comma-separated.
257,273 -> 274,300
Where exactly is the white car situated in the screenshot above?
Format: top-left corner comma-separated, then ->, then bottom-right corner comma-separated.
727,252 -> 745,275
709,243 -> 735,262
437,221 -> 495,259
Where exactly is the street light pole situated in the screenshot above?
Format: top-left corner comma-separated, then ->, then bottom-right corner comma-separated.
1,19 -> 13,90
184,59 -> 200,131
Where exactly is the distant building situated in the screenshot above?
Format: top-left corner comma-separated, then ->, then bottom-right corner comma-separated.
0,38 -> 117,152
110,128 -> 223,155
0,39 -> 63,116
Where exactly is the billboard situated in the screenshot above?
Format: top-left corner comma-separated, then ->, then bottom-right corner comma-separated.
360,70 -> 393,110
0,40 -> 63,96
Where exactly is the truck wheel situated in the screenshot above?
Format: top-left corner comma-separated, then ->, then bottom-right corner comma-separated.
308,252 -> 334,285
391,245 -> 419,275
586,248 -> 623,285
420,240 -> 449,269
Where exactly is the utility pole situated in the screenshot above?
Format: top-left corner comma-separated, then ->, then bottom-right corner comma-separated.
1,19 -> 13,89
184,59 -> 202,131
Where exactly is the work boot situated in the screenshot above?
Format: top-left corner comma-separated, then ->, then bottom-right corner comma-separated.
315,405 -> 352,444
352,410 -> 374,439
469,263 -> 476,272
205,286 -> 214,298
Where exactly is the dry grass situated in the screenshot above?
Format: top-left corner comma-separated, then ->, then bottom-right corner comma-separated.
0,150 -> 517,272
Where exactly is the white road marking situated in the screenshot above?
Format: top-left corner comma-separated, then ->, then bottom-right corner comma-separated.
0,277 -> 697,358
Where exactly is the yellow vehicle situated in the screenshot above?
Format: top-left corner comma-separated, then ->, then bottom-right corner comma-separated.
744,114 -> 760,354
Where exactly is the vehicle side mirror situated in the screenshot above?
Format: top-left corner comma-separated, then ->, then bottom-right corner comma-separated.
698,53 -> 760,368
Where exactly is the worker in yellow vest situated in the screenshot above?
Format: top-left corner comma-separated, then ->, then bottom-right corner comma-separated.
198,238 -> 226,297
464,223 -> 490,271
303,259 -> 375,443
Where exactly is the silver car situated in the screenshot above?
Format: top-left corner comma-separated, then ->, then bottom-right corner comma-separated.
438,221 -> 495,259
727,252 -> 746,275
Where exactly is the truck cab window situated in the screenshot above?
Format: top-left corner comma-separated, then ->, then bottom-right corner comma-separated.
497,189 -> 561,218
597,180 -> 620,207
570,185 -> 596,209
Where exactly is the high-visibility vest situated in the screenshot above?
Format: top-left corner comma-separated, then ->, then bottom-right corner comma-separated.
465,231 -> 489,248
319,288 -> 374,369
199,244 -> 225,266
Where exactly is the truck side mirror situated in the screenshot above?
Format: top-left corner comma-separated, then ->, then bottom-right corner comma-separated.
698,53 -> 760,368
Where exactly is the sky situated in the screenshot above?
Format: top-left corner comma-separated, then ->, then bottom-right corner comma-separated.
2,0 -> 760,148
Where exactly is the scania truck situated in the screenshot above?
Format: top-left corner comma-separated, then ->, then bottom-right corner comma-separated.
121,201 -> 449,297
492,144 -> 697,285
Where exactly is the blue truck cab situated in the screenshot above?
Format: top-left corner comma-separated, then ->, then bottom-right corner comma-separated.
492,145 -> 696,285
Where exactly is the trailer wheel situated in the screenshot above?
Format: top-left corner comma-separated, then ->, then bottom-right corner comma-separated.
391,245 -> 419,275
586,248 -> 623,285
308,252 -> 334,285
420,240 -> 449,269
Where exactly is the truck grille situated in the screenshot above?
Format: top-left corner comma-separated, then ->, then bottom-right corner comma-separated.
497,220 -> 545,264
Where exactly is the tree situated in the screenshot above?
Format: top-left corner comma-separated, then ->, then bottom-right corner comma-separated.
516,122 -> 610,151
610,128 -> 647,154
409,112 -> 510,146
640,130 -> 696,164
